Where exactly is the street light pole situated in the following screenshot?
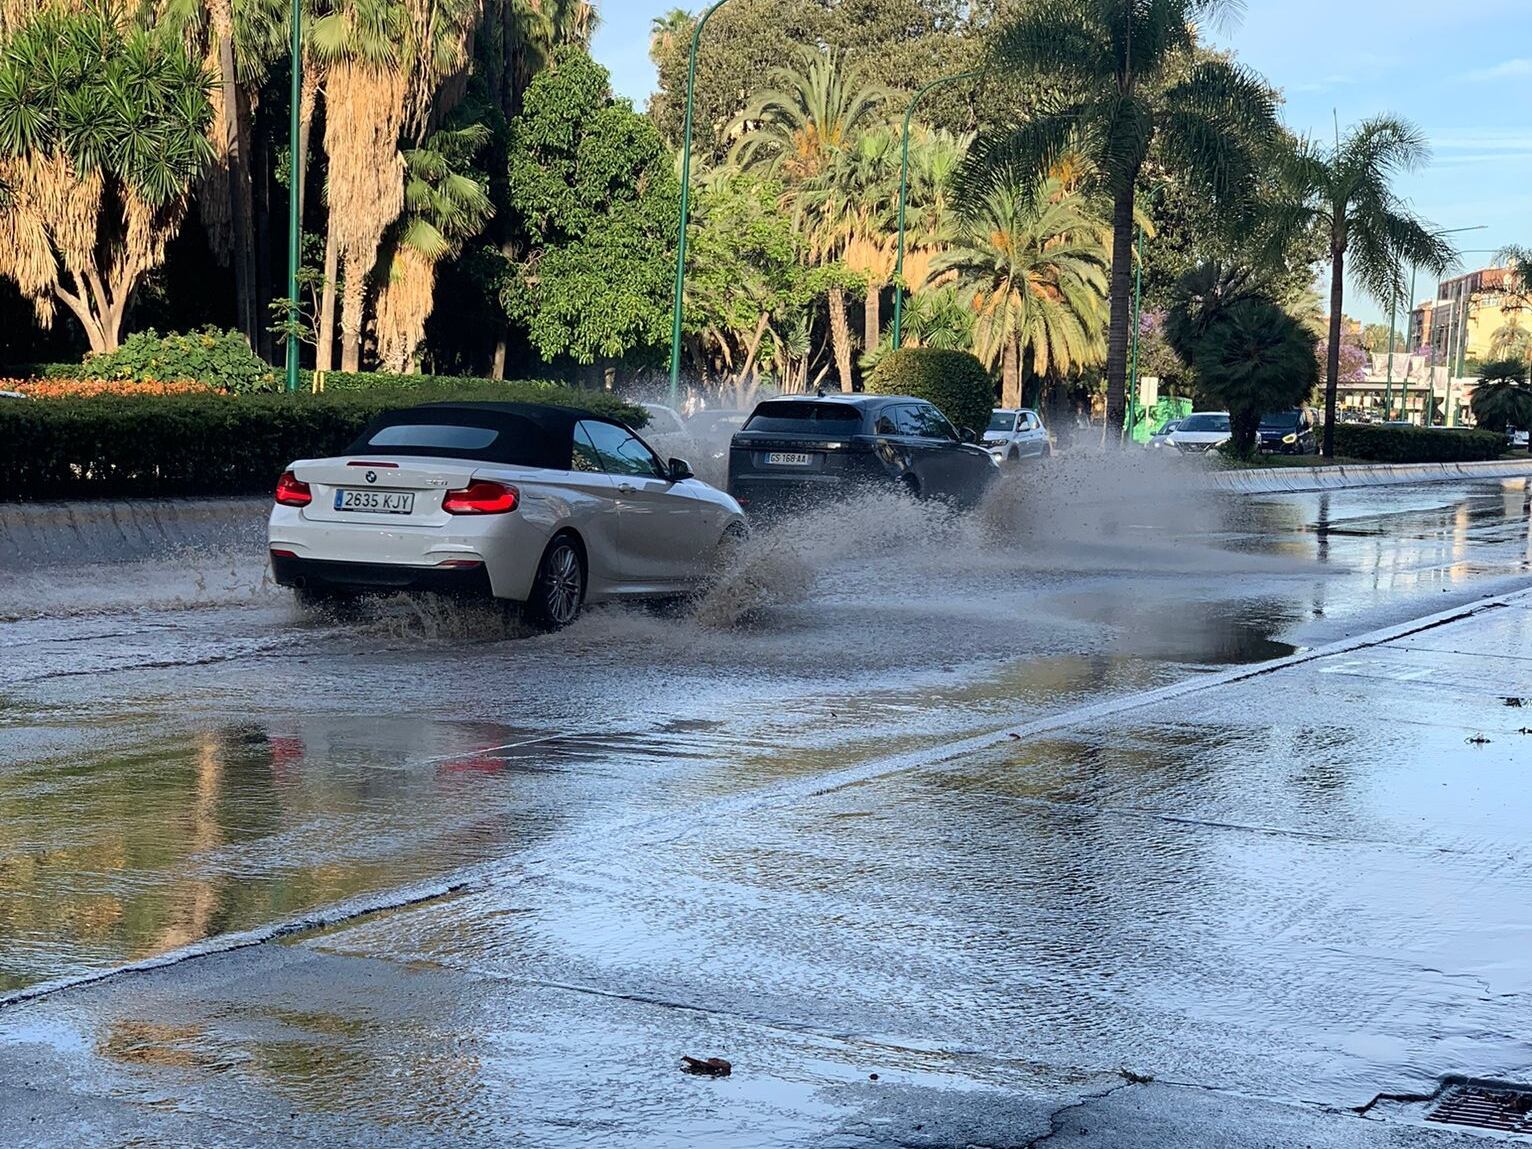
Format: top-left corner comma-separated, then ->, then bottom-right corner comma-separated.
1398,264 -> 1416,422
284,0 -> 302,393
891,70 -> 978,350
667,0 -> 734,408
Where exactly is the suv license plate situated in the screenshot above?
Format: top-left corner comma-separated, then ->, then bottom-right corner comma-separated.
765,452 -> 813,466
335,489 -> 415,513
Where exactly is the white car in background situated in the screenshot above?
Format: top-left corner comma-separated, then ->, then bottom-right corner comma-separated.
639,402 -> 701,463
982,407 -> 1051,464
1145,418 -> 1181,449
269,402 -> 745,628
1165,411 -> 1232,454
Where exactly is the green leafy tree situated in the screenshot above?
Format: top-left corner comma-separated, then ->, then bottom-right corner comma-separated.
0,4 -> 215,353
933,179 -> 1110,407
686,174 -> 828,397
1166,263 -> 1319,455
1469,358 -> 1532,448
1267,116 -> 1456,456
960,0 -> 1279,440
499,49 -> 678,366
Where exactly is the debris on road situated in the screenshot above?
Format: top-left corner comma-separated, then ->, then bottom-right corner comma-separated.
681,1056 -> 732,1077
1467,734 -> 1492,745
1506,698 -> 1526,708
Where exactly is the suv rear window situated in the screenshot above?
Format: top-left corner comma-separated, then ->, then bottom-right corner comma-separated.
744,401 -> 865,436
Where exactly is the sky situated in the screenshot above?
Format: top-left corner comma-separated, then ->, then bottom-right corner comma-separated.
591,1 -> 1532,327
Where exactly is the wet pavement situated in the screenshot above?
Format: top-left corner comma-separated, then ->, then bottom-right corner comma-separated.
1,467 -> 1530,1145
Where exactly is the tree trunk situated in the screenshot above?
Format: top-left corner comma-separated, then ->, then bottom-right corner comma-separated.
1104,184 -> 1137,445
340,254 -> 364,371
215,23 -> 259,349
1002,336 -> 1020,408
1323,240 -> 1345,457
253,128 -> 273,361
864,285 -> 879,357
1230,407 -> 1261,456
828,286 -> 853,392
317,226 -> 339,372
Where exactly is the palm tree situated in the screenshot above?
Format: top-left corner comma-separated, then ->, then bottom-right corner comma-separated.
649,8 -> 692,64
161,0 -> 288,352
1269,116 -> 1456,455
1499,245 -> 1532,294
374,123 -> 494,372
1468,358 -> 1532,448
730,48 -> 890,391
933,179 -> 1110,406
960,0 -> 1278,440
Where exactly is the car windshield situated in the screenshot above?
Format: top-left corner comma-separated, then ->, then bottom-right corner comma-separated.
1153,421 -> 1180,436
744,401 -> 864,435
1260,411 -> 1302,431
1178,414 -> 1230,432
987,412 -> 1017,433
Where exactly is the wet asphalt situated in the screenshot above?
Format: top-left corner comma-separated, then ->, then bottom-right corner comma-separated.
1,464 -> 1530,1146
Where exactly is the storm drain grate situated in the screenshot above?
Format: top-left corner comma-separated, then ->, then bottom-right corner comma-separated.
1428,1085 -> 1532,1134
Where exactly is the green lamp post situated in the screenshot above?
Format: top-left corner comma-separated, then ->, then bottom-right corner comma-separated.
891,70 -> 977,350
667,0 -> 736,408
284,0 -> 302,393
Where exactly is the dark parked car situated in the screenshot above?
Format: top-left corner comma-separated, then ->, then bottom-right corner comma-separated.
727,395 -> 997,515
1258,408 -> 1318,454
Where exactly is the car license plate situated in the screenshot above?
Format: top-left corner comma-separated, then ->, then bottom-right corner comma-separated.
765,452 -> 813,466
335,488 -> 415,514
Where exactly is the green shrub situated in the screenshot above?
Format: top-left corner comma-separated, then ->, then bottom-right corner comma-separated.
865,348 -> 996,437
1332,423 -> 1505,463
81,327 -> 280,393
0,382 -> 647,501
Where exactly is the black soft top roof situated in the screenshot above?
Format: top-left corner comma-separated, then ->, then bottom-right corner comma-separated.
346,402 -> 632,470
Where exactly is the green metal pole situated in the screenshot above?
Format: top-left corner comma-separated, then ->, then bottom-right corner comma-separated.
1399,264 -> 1416,423
892,70 -> 977,351
1447,276 -> 1470,427
668,0 -> 733,408
1382,288 -> 1397,420
1125,226 -> 1142,445
284,0 -> 301,393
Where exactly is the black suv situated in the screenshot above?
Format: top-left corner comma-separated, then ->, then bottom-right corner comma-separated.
1258,409 -> 1318,454
727,395 -> 997,515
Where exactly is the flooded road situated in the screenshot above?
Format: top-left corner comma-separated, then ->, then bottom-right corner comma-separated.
1,469 -> 1530,1145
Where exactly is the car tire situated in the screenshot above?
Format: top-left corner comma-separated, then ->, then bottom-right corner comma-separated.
898,472 -> 921,499
525,533 -> 586,631
1006,447 -> 1020,467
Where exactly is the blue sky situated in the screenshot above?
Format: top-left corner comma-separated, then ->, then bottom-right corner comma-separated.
591,1 -> 1531,324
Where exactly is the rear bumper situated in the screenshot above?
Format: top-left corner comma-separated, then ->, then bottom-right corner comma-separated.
729,473 -> 872,517
270,551 -> 493,596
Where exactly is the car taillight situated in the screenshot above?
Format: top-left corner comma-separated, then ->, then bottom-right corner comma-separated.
275,471 -> 311,507
443,480 -> 518,515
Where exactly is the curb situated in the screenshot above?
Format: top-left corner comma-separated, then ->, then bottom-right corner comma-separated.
1208,458 -> 1532,494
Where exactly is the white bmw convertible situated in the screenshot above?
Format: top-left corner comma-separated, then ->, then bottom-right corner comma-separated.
268,401 -> 746,627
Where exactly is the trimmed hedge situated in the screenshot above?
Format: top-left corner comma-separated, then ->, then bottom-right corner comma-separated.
1332,423 -> 1505,464
865,348 -> 996,437
0,382 -> 646,501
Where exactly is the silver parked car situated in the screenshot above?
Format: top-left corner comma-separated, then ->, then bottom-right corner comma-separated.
1165,411 -> 1231,454
983,408 -> 1051,464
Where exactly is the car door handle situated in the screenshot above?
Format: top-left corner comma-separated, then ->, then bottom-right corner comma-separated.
617,482 -> 638,494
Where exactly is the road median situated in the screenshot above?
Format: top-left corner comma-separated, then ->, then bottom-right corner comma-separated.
1208,457 -> 1532,494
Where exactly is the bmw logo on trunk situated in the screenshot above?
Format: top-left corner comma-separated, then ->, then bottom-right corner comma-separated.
365,470 -> 378,483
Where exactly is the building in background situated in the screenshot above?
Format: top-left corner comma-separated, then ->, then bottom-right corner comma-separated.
1412,266 -> 1527,370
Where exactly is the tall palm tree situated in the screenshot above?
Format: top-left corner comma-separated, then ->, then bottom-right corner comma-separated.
160,0 -> 288,350
374,123 -> 493,372
648,8 -> 692,64
730,48 -> 890,390
933,179 -> 1111,406
1268,116 -> 1456,455
960,0 -> 1278,440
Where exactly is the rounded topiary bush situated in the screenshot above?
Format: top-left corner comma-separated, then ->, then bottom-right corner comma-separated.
865,348 -> 996,438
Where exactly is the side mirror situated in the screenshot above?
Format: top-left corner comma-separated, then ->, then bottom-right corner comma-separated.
667,457 -> 694,481
960,427 -> 979,444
